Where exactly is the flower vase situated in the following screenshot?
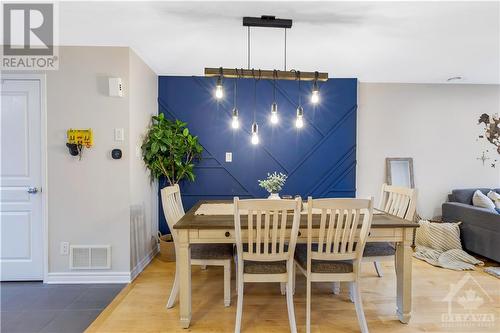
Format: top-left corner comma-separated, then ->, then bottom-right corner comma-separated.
268,192 -> 280,200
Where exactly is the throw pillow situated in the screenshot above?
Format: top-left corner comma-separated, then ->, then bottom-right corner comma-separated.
487,190 -> 500,209
472,190 -> 496,210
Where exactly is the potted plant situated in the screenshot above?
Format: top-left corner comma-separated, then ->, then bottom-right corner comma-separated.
258,172 -> 288,199
142,113 -> 203,261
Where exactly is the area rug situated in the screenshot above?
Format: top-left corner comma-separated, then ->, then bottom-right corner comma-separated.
484,267 -> 500,278
413,220 -> 484,270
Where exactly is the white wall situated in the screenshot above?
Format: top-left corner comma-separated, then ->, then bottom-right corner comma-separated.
357,83 -> 500,219
128,49 -> 158,272
46,46 -> 131,274
41,46 -> 157,279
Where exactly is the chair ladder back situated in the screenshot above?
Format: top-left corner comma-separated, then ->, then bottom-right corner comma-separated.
271,210 -> 279,254
279,208 -> 288,253
234,198 -> 301,262
160,184 -> 185,243
247,210 -> 253,254
379,184 -> 417,221
308,198 -> 373,261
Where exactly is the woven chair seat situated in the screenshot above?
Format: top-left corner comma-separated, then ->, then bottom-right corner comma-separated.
191,244 -> 234,260
238,244 -> 289,274
243,260 -> 287,274
294,244 -> 353,274
363,242 -> 395,257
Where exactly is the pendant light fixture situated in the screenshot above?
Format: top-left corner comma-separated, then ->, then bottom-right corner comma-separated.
232,109 -> 239,129
311,71 -> 320,104
296,106 -> 304,128
251,70 -> 260,145
270,70 -> 278,124
251,122 -> 259,144
270,103 -> 278,124
231,73 -> 239,129
204,16 -> 329,135
296,71 -> 304,128
215,67 -> 223,100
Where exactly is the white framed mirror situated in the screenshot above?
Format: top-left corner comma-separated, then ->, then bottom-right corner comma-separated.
386,157 -> 415,188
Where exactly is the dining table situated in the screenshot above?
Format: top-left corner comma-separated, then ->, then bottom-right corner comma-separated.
173,200 -> 419,328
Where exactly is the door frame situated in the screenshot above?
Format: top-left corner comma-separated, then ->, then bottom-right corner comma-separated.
2,73 -> 48,282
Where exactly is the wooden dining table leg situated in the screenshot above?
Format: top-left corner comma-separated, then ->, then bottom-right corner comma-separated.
177,229 -> 192,328
395,228 -> 413,324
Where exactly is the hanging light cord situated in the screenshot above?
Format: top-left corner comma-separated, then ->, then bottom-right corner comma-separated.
273,70 -> 277,102
233,68 -> 238,108
253,69 -> 262,122
297,70 -> 302,106
252,69 -> 256,122
247,27 -> 251,70
284,28 -> 287,71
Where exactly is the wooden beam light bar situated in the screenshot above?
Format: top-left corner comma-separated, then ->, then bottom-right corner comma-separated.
204,68 -> 328,82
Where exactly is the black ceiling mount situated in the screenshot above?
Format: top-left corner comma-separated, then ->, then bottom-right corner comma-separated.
242,15 -> 292,29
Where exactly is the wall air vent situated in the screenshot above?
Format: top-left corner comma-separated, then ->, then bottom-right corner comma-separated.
69,245 -> 111,269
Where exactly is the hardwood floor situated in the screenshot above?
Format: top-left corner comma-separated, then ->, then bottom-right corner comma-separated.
86,258 -> 499,333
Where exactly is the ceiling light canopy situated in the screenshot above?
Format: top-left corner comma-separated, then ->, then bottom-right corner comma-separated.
242,15 -> 292,29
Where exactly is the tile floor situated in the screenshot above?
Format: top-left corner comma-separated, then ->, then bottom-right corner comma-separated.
0,282 -> 124,333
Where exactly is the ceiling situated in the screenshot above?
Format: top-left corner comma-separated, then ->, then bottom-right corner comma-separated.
60,1 -> 500,84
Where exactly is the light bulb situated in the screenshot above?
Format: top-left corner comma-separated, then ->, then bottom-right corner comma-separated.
271,113 -> 278,124
231,117 -> 239,129
311,82 -> 319,104
296,106 -> 304,128
231,108 -> 239,129
270,102 -> 278,124
251,122 -> 259,145
215,77 -> 223,99
251,133 -> 259,145
296,117 -> 304,128
311,90 -> 319,104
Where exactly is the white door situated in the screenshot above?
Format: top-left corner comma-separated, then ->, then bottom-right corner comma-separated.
1,78 -> 44,281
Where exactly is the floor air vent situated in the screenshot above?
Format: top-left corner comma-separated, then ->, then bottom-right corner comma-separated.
70,245 -> 111,269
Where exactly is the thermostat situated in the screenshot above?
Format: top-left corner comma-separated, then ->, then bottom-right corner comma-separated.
111,149 -> 122,159
109,77 -> 123,97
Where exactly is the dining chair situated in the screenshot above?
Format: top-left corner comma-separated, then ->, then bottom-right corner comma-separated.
233,197 -> 302,333
295,197 -> 374,333
364,184 -> 417,277
161,184 -> 233,308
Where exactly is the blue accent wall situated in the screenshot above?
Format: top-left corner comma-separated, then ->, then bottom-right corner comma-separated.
158,76 -> 357,234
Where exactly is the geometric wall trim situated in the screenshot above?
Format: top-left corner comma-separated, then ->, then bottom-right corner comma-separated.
158,76 -> 357,233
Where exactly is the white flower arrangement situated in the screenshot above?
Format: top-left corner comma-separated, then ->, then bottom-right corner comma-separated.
258,172 -> 288,194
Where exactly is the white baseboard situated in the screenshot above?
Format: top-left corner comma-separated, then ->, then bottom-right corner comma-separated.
45,271 -> 131,284
45,245 -> 159,284
130,245 -> 160,281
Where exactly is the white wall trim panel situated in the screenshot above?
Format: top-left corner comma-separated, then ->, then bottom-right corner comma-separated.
130,245 -> 159,281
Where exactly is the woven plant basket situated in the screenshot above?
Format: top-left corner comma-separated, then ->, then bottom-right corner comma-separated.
157,232 -> 176,262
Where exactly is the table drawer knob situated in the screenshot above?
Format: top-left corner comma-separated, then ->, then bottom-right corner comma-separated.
225,231 -> 231,237
298,231 -> 302,236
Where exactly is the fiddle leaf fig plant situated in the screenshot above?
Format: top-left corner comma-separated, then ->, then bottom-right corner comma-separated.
142,113 -> 203,186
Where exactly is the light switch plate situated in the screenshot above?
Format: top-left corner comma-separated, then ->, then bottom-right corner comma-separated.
114,128 -> 124,141
225,152 -> 232,162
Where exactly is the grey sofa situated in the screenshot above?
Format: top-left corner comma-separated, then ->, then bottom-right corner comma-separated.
442,188 -> 500,262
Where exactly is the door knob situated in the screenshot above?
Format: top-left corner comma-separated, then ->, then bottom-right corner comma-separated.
27,187 -> 38,194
